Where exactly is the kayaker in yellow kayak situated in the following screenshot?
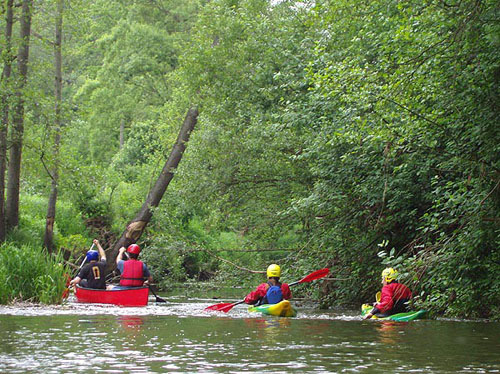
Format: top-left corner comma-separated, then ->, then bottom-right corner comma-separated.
363,267 -> 412,319
69,239 -> 107,289
244,264 -> 292,305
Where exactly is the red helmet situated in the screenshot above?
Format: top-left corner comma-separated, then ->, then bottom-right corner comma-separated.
126,244 -> 141,255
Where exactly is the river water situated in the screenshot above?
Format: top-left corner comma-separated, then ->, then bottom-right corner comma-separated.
0,295 -> 498,373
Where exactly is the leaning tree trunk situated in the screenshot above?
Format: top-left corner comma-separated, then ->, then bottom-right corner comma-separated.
44,0 -> 63,251
6,0 -> 33,230
0,0 -> 15,242
107,107 -> 198,269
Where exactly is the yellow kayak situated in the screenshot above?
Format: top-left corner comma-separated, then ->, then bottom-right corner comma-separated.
248,300 -> 297,317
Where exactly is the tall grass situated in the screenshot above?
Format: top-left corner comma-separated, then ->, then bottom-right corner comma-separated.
0,243 -> 69,304
0,194 -> 95,304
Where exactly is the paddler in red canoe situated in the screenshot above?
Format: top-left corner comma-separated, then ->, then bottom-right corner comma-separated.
107,244 -> 153,290
69,239 -> 107,289
244,264 -> 292,306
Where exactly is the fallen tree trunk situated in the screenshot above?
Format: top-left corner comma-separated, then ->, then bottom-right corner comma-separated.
107,107 -> 198,270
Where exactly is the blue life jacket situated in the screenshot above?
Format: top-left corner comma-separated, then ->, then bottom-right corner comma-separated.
264,284 -> 283,305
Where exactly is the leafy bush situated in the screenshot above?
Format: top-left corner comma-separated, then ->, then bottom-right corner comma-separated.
62,164 -> 110,219
109,181 -> 145,231
140,238 -> 188,287
8,194 -> 92,251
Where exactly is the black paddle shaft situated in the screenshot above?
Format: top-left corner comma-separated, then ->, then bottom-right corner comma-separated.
148,285 -> 166,303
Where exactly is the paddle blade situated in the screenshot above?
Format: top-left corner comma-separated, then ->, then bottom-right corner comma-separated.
298,268 -> 329,283
205,302 -> 235,313
148,285 -> 166,303
205,300 -> 244,313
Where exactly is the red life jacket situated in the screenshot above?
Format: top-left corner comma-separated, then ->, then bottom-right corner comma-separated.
120,259 -> 144,287
377,282 -> 412,313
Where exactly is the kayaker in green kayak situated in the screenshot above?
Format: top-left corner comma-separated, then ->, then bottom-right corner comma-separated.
244,264 -> 292,306
363,267 -> 412,320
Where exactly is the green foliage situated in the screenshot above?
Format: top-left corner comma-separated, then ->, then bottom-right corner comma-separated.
0,266 -> 8,304
286,0 -> 499,317
7,195 -> 92,250
62,164 -> 111,219
0,243 -> 69,304
109,181 -> 146,231
69,0 -> 203,165
4,0 -> 497,318
111,121 -> 164,176
170,0 -> 315,251
137,237 -> 187,286
144,0 -> 499,318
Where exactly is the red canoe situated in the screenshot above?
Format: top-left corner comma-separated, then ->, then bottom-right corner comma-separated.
75,285 -> 149,307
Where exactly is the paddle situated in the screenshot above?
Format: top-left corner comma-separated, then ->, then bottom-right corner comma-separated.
64,243 -> 94,298
117,251 -> 166,302
288,268 -> 330,286
72,243 -> 95,280
148,284 -> 166,303
73,242 -> 94,275
205,268 -> 330,313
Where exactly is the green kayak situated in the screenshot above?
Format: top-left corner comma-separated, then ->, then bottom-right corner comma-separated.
361,303 -> 426,322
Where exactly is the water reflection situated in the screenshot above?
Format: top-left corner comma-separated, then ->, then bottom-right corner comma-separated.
0,302 -> 499,374
375,321 -> 408,345
243,317 -> 291,330
118,315 -> 144,330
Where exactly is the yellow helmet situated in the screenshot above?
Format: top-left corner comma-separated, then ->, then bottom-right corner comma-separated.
267,264 -> 281,278
382,268 -> 398,283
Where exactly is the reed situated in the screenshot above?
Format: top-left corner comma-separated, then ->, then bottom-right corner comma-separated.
0,243 -> 69,304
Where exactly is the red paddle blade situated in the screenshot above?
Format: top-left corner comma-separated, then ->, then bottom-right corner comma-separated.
205,302 -> 234,312
205,300 -> 244,313
205,302 -> 241,313
298,268 -> 329,283
217,303 -> 237,313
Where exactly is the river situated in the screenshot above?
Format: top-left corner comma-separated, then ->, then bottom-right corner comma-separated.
0,295 -> 498,373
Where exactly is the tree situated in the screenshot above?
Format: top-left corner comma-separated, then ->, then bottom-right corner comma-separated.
0,0 -> 15,241
44,0 -> 64,251
6,0 -> 33,229
108,107 -> 198,268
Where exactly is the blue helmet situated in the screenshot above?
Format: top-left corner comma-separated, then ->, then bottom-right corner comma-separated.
86,250 -> 99,262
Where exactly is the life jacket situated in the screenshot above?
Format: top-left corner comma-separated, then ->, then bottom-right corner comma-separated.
119,259 -> 144,287
376,281 -> 412,315
390,282 -> 412,314
261,281 -> 283,305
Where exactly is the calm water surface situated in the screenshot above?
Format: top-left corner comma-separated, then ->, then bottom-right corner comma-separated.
0,296 -> 498,373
